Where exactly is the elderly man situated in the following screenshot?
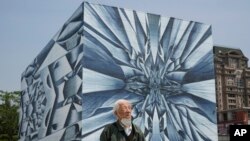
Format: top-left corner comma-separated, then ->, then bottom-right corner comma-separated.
100,99 -> 145,141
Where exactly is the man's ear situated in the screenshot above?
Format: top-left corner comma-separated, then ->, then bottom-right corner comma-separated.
114,111 -> 120,118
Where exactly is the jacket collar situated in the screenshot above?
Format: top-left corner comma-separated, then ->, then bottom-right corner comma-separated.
116,120 -> 126,131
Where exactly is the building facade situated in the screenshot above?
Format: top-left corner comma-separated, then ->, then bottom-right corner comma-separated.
214,46 -> 250,135
19,2 -> 218,141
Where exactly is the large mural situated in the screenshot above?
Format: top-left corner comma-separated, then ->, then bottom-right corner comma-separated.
19,2 -> 218,141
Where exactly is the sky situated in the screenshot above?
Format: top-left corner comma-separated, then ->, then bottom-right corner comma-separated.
0,0 -> 250,91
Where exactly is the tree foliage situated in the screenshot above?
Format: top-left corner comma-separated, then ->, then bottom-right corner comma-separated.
0,91 -> 20,141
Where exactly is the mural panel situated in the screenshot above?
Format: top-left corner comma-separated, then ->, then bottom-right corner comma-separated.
81,2 -> 217,141
19,5 -> 84,140
19,2 -> 218,141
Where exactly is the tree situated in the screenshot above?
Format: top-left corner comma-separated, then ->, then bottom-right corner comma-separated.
0,91 -> 20,141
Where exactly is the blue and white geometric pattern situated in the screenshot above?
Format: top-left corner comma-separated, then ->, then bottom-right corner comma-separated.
19,2 -> 218,141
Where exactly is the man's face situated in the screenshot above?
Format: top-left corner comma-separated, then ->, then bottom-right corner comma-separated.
116,102 -> 132,120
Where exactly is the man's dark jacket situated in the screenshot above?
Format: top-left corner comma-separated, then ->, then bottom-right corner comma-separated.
100,121 -> 145,141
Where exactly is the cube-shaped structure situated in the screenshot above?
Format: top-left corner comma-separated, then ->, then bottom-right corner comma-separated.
19,2 -> 218,141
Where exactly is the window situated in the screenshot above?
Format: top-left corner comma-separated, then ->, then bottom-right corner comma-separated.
232,112 -> 236,120
236,78 -> 244,87
223,113 -> 227,121
228,99 -> 236,103
226,77 -> 234,86
229,105 -> 236,109
229,58 -> 237,68
248,111 -> 250,118
228,94 -> 235,98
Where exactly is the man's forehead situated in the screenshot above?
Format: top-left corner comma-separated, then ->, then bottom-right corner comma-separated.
119,102 -> 131,107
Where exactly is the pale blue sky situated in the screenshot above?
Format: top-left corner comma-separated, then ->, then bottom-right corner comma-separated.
1,0 -> 250,91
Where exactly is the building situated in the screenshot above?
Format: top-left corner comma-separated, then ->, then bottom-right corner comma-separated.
19,2 -> 218,141
214,46 -> 250,135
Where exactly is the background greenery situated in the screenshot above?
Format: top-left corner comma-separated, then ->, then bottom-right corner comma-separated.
0,91 -> 20,141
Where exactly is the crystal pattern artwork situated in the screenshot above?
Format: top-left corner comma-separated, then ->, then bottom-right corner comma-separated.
19,2 -> 218,141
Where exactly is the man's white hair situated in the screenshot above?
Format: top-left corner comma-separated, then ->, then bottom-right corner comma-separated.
113,99 -> 131,114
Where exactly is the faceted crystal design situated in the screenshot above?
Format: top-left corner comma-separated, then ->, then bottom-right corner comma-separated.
20,2 -> 217,141
81,3 -> 217,141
